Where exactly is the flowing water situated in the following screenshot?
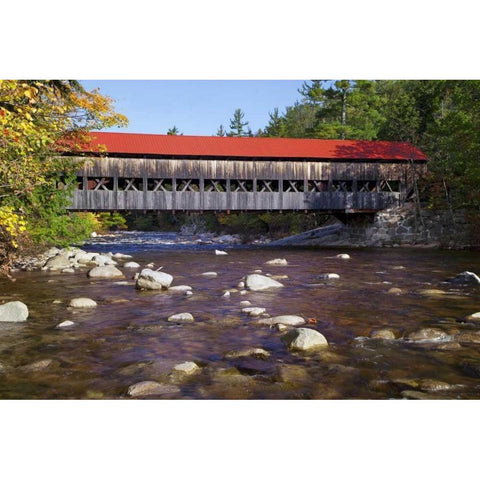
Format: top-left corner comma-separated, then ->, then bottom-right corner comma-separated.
1,231 -> 480,399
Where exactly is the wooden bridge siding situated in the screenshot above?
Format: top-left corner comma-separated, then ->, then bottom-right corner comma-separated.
68,156 -> 425,211
74,157 -> 422,181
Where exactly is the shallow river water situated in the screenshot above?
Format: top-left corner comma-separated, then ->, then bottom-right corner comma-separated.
1,232 -> 480,399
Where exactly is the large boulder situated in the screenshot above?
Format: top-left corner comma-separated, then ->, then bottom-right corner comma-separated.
136,269 -> 173,290
245,274 -> 284,291
92,254 -> 117,267
0,301 -> 29,322
87,265 -> 125,279
282,328 -> 328,351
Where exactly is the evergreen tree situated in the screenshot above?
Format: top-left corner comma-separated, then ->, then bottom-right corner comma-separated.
216,124 -> 226,136
167,125 -> 182,135
227,108 -> 250,137
262,108 -> 286,137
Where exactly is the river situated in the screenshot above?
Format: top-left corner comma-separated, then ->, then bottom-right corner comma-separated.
1,231 -> 480,399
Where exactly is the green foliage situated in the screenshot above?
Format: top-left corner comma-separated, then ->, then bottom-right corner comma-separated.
217,213 -> 268,241
167,125 -> 182,135
96,212 -> 127,232
227,109 -> 252,137
216,124 -> 226,136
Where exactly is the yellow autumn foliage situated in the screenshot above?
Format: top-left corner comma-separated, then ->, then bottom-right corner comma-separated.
0,206 -> 27,249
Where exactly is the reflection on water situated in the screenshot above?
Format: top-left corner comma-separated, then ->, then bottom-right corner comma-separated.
1,233 -> 480,399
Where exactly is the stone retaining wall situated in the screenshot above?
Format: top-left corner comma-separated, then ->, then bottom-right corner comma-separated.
271,204 -> 475,249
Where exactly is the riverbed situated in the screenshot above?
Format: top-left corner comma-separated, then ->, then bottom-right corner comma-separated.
1,232 -> 480,399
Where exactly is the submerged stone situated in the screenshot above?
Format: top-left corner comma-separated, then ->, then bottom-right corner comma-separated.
370,328 -> 396,340
407,328 -> 449,342
127,381 -> 180,397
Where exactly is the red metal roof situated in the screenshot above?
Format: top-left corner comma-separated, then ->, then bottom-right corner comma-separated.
81,132 -> 428,161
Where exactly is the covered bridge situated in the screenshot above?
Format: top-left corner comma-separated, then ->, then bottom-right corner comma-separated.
66,132 -> 428,213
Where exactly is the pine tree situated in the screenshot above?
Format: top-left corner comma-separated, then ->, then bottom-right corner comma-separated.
227,109 -> 250,137
216,124 -> 226,136
167,125 -> 182,135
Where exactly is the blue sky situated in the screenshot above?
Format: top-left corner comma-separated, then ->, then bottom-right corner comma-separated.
80,80 -> 306,136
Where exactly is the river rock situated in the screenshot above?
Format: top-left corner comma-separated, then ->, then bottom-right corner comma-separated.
239,300 -> 251,307
225,347 -> 270,360
418,289 -> 447,297
75,252 -> 98,264
171,361 -> 200,377
123,261 -> 141,268
168,285 -> 193,292
265,258 -> 288,266
215,250 -> 228,255
0,301 -> 29,322
21,358 -> 56,372
43,254 -> 72,271
56,320 -> 75,328
387,287 -> 403,295
44,247 -> 61,258
61,268 -> 75,273
407,327 -> 449,342
282,327 -> 328,351
317,273 -> 340,280
136,268 -> 173,290
448,271 -> 480,285
466,312 -> 480,322
92,254 -> 117,266
167,312 -> 195,323
222,291 -> 231,297
201,271 -> 218,277
69,297 -> 97,308
336,254 -> 350,259
237,281 -> 245,289
112,253 -> 133,259
256,315 -> 305,326
245,274 -> 284,291
370,328 -> 396,340
127,381 -> 180,397
87,265 -> 125,278
418,378 -> 452,392
242,307 -> 266,317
